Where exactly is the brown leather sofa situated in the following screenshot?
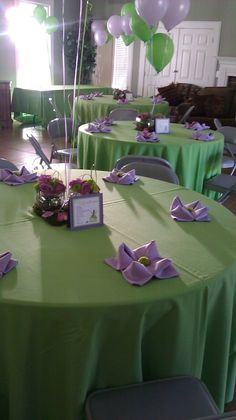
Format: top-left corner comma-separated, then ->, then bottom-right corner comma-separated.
158,83 -> 236,129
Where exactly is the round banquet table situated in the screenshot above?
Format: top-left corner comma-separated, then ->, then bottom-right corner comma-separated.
0,169 -> 236,420
75,94 -> 170,124
78,122 -> 224,197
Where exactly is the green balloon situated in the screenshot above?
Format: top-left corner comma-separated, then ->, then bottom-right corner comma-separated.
33,5 -> 47,24
146,33 -> 174,73
121,34 -> 136,46
121,3 -> 137,17
44,16 -> 59,34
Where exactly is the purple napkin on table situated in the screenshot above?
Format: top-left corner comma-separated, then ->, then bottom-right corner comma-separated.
105,240 -> 179,286
0,166 -> 38,186
95,116 -> 114,126
191,131 -> 214,141
92,91 -> 104,97
170,196 -> 210,222
117,98 -> 130,104
184,121 -> 210,130
79,94 -> 94,100
86,123 -> 111,133
0,251 -> 18,278
136,129 -> 159,143
103,168 -> 138,184
151,94 -> 166,104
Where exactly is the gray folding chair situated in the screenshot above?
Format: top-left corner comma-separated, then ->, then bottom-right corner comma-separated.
0,158 -> 18,171
109,108 -> 138,121
85,376 -> 221,420
47,118 -> 79,163
178,105 -> 195,124
115,155 -> 173,170
27,134 -> 77,169
218,126 -> 236,174
214,118 -> 222,130
121,161 -> 179,184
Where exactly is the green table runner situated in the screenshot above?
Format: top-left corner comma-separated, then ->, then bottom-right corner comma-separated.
75,95 -> 170,124
0,171 -> 236,419
78,122 -> 224,197
11,86 -> 113,127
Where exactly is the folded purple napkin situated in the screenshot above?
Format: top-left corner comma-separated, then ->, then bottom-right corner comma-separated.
151,94 -> 166,104
184,121 -> 210,130
136,129 -> 159,143
170,196 -> 210,222
0,251 -> 18,278
0,166 -> 38,186
86,123 -> 111,133
95,116 -> 114,126
191,131 -> 214,141
105,240 -> 179,285
79,94 -> 94,100
92,91 -> 104,97
103,168 -> 138,184
117,98 -> 130,104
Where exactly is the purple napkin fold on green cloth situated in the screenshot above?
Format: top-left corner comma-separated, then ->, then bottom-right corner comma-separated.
103,168 -> 138,184
170,196 -> 210,222
136,129 -> 159,143
92,91 -> 104,97
0,252 -> 18,278
0,166 -> 38,186
184,121 -> 210,130
105,240 -> 179,285
86,123 -> 111,133
95,117 -> 113,125
151,94 -> 166,104
191,131 -> 214,141
117,98 -> 130,104
79,94 -> 94,100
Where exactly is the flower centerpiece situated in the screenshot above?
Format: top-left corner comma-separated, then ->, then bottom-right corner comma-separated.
113,88 -> 126,100
33,174 -> 67,226
135,112 -> 154,132
69,177 -> 100,196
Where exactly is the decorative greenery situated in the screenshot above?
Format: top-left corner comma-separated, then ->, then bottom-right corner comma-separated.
69,177 -> 100,195
65,14 -> 97,84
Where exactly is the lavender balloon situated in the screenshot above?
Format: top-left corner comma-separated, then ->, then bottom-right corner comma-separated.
162,0 -> 190,32
135,0 -> 169,27
94,30 -> 108,46
107,15 -> 122,39
91,20 -> 105,33
121,15 -> 132,36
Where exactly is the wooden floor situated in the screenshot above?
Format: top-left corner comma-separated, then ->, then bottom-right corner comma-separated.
1,121 -> 236,215
1,121 -> 236,413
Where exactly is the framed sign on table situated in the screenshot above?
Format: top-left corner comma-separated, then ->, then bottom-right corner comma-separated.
69,193 -> 103,230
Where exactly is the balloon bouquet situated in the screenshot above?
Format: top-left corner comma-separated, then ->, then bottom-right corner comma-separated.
92,0 -> 190,74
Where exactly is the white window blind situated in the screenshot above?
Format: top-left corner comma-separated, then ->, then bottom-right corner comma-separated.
112,38 -> 130,90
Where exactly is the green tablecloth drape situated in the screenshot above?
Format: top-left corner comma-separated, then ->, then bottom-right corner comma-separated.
11,86 -> 113,127
75,95 -> 170,124
78,122 -> 224,197
0,170 -> 236,419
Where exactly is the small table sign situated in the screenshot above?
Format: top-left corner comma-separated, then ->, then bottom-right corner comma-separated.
126,92 -> 134,101
155,118 -> 170,134
69,193 -> 103,230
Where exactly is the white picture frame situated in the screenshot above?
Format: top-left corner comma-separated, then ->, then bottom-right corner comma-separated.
69,193 -> 103,230
155,118 -> 170,134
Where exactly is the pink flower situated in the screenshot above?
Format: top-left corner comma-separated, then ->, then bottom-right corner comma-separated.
38,175 -> 52,184
80,181 -> 92,195
42,211 -> 54,218
40,183 -> 54,195
57,212 -> 68,222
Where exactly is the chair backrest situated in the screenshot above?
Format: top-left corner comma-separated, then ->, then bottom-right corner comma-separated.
48,97 -> 62,118
178,105 -> 195,124
27,135 -> 51,168
214,118 -> 222,130
109,108 -> 138,121
47,117 -> 76,140
115,155 -> 173,170
218,126 -> 236,144
121,161 -> 179,184
0,158 -> 18,171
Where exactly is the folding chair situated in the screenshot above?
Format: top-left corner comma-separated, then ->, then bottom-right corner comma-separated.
47,118 -> 79,163
0,158 -> 18,171
109,108 -> 138,121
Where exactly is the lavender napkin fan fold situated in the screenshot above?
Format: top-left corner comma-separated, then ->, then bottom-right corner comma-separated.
105,240 -> 179,285
0,252 -> 18,278
103,169 -> 138,185
170,196 -> 210,222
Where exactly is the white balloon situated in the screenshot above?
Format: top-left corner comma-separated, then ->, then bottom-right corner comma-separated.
107,15 -> 122,39
135,0 -> 169,27
121,15 -> 132,36
91,20 -> 105,33
94,30 -> 108,46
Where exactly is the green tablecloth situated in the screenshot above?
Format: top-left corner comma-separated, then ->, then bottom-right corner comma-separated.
78,122 -> 224,197
75,95 -> 170,124
0,170 -> 236,419
11,85 -> 113,127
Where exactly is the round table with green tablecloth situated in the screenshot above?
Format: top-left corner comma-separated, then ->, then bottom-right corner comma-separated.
77,122 -> 224,197
0,169 -> 236,420
75,94 -> 170,124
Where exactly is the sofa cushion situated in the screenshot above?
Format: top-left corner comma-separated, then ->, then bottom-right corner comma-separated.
158,83 -> 183,106
197,87 -> 235,116
204,95 -> 226,117
189,95 -> 207,116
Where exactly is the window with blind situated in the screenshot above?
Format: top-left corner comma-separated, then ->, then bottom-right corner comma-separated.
112,38 -> 133,90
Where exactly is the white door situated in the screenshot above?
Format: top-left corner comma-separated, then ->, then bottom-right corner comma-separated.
140,21 -> 221,97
